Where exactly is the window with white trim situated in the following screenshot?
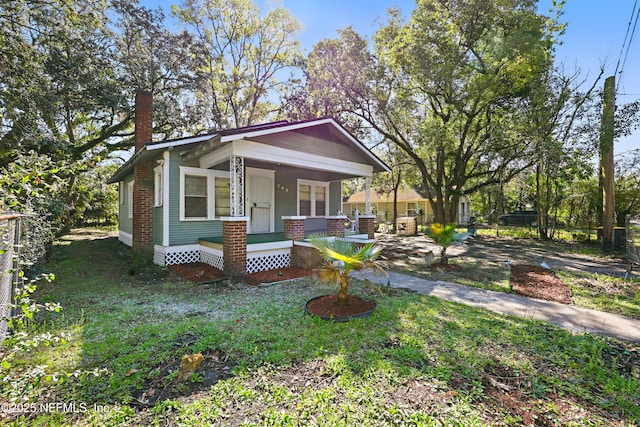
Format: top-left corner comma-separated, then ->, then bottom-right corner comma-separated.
154,165 -> 163,207
179,166 -> 230,220
297,180 -> 329,217
127,181 -> 134,218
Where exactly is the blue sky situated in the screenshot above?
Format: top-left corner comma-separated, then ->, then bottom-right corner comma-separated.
143,0 -> 639,155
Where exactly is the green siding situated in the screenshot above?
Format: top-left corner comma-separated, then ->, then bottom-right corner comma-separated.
153,206 -> 162,245
167,151 -> 223,245
329,181 -> 342,215
274,172 -> 298,232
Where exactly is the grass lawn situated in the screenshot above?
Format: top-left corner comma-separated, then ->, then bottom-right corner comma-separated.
1,228 -> 639,426
385,228 -> 640,320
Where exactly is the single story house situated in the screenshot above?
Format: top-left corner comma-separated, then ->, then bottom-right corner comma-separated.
108,91 -> 390,276
344,187 -> 472,225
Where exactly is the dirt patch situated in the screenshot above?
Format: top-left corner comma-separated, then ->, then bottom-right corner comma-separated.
132,348 -> 236,407
241,266 -> 314,286
305,294 -> 376,320
169,262 -> 226,284
510,265 -> 573,304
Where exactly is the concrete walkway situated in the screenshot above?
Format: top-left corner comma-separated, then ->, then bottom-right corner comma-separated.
354,270 -> 640,343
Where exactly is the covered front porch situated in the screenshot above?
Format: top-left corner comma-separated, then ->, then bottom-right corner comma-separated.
150,118 -> 388,275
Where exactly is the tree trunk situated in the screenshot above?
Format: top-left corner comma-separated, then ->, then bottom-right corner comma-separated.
392,172 -> 401,232
440,246 -> 449,265
337,275 -> 349,305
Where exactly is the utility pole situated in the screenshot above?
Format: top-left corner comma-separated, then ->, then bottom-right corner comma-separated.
600,75 -> 615,253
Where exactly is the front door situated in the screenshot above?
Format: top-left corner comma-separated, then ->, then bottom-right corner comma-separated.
247,168 -> 274,234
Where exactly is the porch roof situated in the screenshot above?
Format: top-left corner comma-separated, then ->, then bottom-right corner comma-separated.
108,118 -> 389,184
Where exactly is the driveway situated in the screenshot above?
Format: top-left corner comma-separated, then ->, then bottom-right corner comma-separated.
374,233 -> 631,278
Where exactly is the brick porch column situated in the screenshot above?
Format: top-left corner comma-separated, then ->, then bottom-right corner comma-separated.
358,215 -> 377,239
326,215 -> 347,237
282,216 -> 306,240
221,217 -> 249,276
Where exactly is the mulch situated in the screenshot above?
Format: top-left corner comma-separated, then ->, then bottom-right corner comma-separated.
509,264 -> 573,304
169,263 -> 314,286
241,267 -> 314,286
169,262 -> 226,284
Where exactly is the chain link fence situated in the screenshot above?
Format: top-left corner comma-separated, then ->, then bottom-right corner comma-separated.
0,213 -> 23,343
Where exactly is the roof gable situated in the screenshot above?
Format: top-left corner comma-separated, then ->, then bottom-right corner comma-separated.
108,118 -> 389,183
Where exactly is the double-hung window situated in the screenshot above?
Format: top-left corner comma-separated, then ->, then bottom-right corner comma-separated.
154,165 -> 163,207
298,180 -> 329,217
180,166 -> 230,220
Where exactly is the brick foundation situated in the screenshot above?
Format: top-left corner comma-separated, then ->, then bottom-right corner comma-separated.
358,215 -> 376,239
222,218 -> 248,276
326,216 -> 347,237
291,244 -> 325,269
283,216 -> 306,240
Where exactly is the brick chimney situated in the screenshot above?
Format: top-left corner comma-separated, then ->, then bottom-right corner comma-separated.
135,91 -> 153,152
132,90 -> 154,256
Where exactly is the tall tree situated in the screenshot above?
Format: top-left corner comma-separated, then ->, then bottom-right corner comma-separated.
298,1 -> 563,224
173,0 -> 302,129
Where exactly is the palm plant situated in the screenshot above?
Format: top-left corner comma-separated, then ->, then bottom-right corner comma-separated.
425,223 -> 469,265
309,234 -> 386,304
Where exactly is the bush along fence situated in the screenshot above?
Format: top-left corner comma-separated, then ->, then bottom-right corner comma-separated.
0,213 -> 23,343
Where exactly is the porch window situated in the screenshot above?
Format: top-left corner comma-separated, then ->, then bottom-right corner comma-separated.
315,186 -> 326,216
298,180 -> 329,217
299,184 -> 311,216
184,175 -> 207,218
179,166 -> 230,220
215,178 -> 231,217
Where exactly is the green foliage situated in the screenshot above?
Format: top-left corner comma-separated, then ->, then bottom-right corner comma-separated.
173,0 -> 302,129
296,0 -> 567,224
13,231 -> 640,424
309,234 -> 386,302
424,223 -> 469,265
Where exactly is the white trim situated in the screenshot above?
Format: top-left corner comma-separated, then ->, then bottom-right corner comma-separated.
246,167 -> 275,234
162,150 -> 170,246
127,181 -> 134,219
119,182 -> 124,205
198,139 -> 374,177
199,144 -> 233,169
219,216 -> 250,222
179,166 -> 230,221
119,230 -> 132,247
148,133 -> 218,151
297,179 -> 330,217
281,216 -> 306,220
239,140 -> 374,177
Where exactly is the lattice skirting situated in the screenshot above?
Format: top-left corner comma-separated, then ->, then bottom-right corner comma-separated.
200,246 -> 224,271
246,249 -> 291,274
154,245 -> 201,266
154,245 -> 290,274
